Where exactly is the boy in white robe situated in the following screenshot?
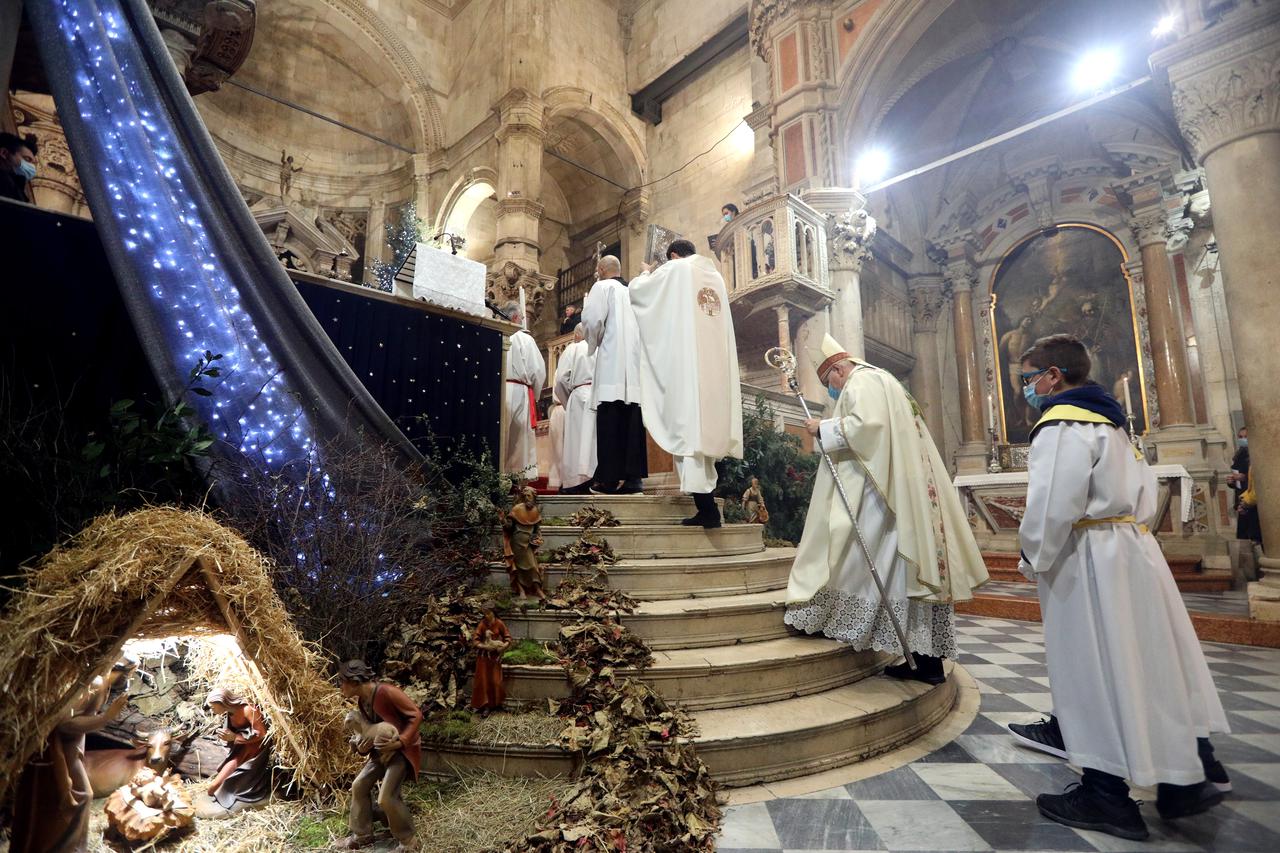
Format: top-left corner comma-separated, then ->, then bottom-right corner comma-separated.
630,240 -> 743,527
787,333 -> 988,683
1016,334 -> 1227,840
501,304 -> 546,479
554,326 -> 598,494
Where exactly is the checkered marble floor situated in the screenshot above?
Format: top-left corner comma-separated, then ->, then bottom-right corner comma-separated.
718,615 -> 1280,853
978,581 -> 1251,617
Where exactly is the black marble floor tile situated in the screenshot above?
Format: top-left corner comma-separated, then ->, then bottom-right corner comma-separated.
913,740 -> 978,763
764,798 -> 885,850
1157,805 -> 1280,852
1208,662 -> 1276,677
1225,711 -> 1280,733
1218,691 -> 1280,711
948,799 -> 1097,851
1206,734 -> 1280,766
989,762 -> 1083,799
961,713 -> 1008,736
980,692 -> 1036,712
975,676 -> 1052,695
1001,663 -> 1052,676
845,766 -> 939,800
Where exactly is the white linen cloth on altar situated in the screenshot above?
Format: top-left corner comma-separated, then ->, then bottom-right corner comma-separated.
580,277 -> 642,407
954,464 -> 1196,523
411,244 -> 488,318
502,329 -> 546,476
1018,421 -> 1227,786
628,255 -> 743,494
553,339 -> 597,489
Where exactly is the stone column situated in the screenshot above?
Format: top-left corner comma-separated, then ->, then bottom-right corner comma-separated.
1153,2 -> 1280,617
493,89 -> 546,274
944,258 -> 986,472
802,188 -> 873,358
411,153 -> 434,226
1129,204 -> 1194,426
908,278 -> 947,445
793,310 -> 830,404
774,304 -> 792,391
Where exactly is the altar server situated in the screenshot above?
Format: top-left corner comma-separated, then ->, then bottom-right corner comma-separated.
546,399 -> 565,491
502,303 -> 546,479
1016,334 -> 1226,840
581,255 -> 646,494
629,240 -> 742,527
787,333 -> 988,684
554,325 -> 598,494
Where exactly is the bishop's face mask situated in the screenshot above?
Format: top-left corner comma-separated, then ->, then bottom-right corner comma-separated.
828,385 -> 840,402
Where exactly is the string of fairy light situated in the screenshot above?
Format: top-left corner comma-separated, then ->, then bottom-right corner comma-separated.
49,0 -> 317,473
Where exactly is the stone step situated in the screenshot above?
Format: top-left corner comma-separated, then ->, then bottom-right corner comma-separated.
491,548 -> 795,600
426,667 -> 958,788
690,665 -> 958,787
537,494 -> 721,525
504,638 -> 883,711
540,522 -> 762,559
502,590 -> 791,650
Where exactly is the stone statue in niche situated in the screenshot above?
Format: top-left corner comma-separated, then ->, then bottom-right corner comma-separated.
501,486 -> 545,603
279,150 -> 303,200
991,225 -> 1147,443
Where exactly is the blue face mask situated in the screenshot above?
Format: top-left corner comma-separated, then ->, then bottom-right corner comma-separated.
1237,437 -> 1248,449
16,160 -> 36,181
1023,382 -> 1051,412
828,385 -> 840,402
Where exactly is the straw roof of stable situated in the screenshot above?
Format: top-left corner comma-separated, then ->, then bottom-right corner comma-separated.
0,506 -> 359,802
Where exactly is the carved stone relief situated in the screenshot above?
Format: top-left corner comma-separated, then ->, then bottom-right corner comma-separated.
1169,45 -> 1280,160
145,0 -> 257,95
827,208 -> 876,272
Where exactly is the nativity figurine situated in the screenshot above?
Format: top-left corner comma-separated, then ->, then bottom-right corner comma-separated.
469,604 -> 513,717
203,686 -> 272,815
742,477 -> 769,524
502,486 -> 546,602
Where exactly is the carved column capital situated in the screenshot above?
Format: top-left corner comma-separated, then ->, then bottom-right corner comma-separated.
827,207 -> 876,273
495,89 -> 547,142
942,259 -> 978,295
908,281 -> 946,334
1129,207 -> 1170,249
1152,4 -> 1280,162
749,0 -> 823,60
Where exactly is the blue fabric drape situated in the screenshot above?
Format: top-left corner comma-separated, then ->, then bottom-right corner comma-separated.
28,0 -> 420,470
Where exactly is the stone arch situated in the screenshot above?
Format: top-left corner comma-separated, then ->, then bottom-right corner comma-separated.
321,0 -> 445,153
541,87 -> 648,189
435,167 -> 500,262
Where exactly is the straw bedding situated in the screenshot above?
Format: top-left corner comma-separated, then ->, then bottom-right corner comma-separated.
0,506 -> 359,802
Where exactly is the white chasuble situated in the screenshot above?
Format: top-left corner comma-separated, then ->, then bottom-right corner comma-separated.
785,364 -> 988,657
554,340 -> 598,489
580,278 -> 642,407
629,255 -> 743,493
1020,420 -> 1228,786
502,329 -> 546,477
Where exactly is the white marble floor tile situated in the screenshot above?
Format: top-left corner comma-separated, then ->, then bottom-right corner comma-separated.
719,802 -> 783,849
1230,733 -> 1280,756
981,711 -> 1050,730
955,734 -> 1062,765
1070,825 -> 1202,852
1232,761 -> 1280,790
1225,799 -> 1280,835
1005,691 -> 1055,712
1233,709 -> 1280,729
856,799 -> 993,851
912,762 -> 1028,800
791,786 -> 853,800
962,664 -> 1020,679
1239,691 -> 1280,708
976,652 -> 1037,665
958,626 -> 1003,635
991,642 -> 1043,653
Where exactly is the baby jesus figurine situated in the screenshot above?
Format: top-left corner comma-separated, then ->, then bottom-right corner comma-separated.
469,605 -> 513,717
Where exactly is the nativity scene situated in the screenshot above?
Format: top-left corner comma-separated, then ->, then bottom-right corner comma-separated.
2,0 -> 1279,851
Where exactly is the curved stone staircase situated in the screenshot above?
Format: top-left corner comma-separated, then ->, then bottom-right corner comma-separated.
432,495 -> 957,787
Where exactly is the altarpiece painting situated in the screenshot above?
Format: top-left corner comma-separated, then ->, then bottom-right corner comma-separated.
992,224 -> 1149,444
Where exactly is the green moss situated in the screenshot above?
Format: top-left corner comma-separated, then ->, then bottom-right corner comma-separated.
420,708 -> 478,743
502,638 -> 558,665
763,537 -> 795,548
291,813 -> 347,848
476,582 -> 514,611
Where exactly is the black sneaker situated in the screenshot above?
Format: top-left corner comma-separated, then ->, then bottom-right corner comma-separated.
1037,783 -> 1149,841
1009,715 -> 1068,760
1156,781 -> 1224,820
681,513 -> 721,529
1204,757 -> 1232,793
616,479 -> 644,495
883,652 -> 946,685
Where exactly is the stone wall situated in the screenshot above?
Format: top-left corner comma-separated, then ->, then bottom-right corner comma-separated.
626,0 -> 747,90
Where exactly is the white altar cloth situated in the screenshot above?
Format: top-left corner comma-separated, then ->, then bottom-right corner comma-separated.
412,244 -> 487,318
954,464 -> 1196,524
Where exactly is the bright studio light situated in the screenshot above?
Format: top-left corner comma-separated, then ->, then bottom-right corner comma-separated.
1152,14 -> 1178,38
1071,48 -> 1122,92
855,148 -> 891,186
729,120 -> 755,156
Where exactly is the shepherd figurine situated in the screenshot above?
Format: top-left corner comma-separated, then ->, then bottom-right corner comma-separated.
501,486 -> 545,602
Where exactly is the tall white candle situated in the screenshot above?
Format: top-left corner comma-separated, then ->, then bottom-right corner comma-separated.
987,392 -> 996,432
1122,375 -> 1133,417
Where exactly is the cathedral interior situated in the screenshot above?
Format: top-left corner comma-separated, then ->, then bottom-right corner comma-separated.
4,0 -> 1280,850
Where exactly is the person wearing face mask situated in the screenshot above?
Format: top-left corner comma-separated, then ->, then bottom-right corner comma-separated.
784,333 -> 988,685
0,132 -> 39,203
1228,427 -> 1261,542
1013,334 -> 1227,840
720,203 -> 738,224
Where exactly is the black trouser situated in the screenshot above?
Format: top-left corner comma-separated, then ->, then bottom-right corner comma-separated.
593,401 -> 648,484
693,492 -> 718,518
1083,738 -> 1218,801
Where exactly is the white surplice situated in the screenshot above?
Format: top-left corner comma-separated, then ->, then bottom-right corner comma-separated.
554,339 -> 597,489
502,329 -> 546,476
546,401 -> 565,490
785,363 -> 988,658
580,277 -> 642,407
628,255 -> 743,493
1020,420 -> 1228,786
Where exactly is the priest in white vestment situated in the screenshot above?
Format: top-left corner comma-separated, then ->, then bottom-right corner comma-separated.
786,333 -> 988,684
501,303 -> 546,478
581,255 -> 647,494
1013,333 -> 1227,839
553,326 -> 597,494
629,240 -> 742,527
